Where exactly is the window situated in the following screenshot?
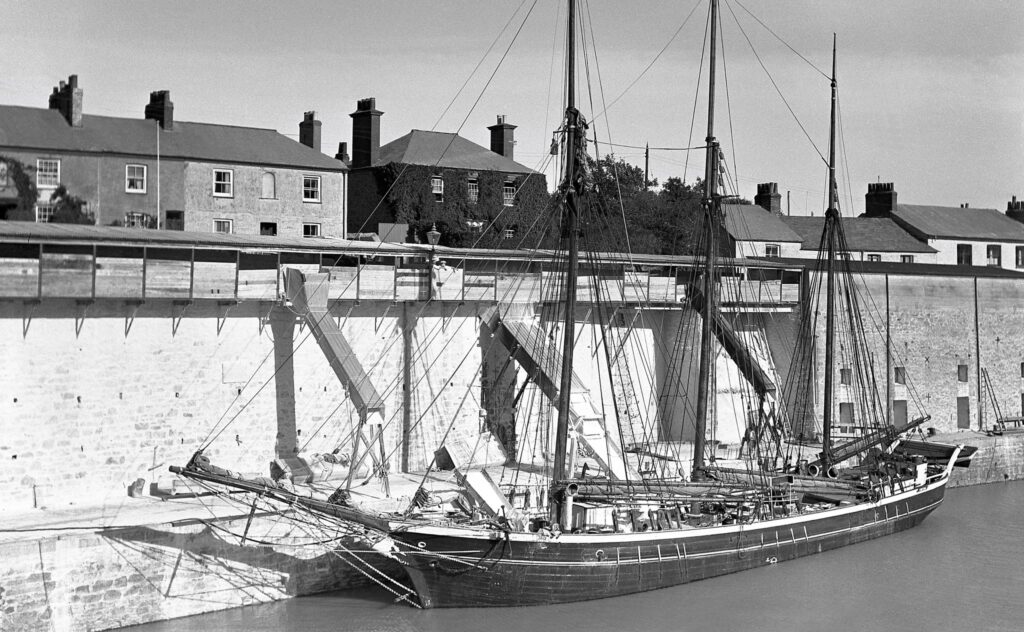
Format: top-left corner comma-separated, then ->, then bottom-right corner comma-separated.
35,202 -> 55,223
36,159 -> 60,188
957,364 -> 968,383
503,183 -> 515,207
303,223 -> 321,238
503,228 -> 516,240
1017,246 -> 1024,269
165,210 -> 185,231
894,400 -> 908,426
467,178 -> 479,204
302,175 -> 321,202
894,366 -> 907,385
866,254 -> 882,262
261,172 -> 276,199
0,162 -> 9,187
431,176 -> 443,202
213,169 -> 233,197
124,212 -> 153,228
956,244 -> 972,266
987,244 -> 1002,267
213,219 -> 233,234
840,367 -> 852,385
901,254 -> 915,264
1020,361 -> 1024,378
125,164 -> 147,193
765,244 -> 780,258
839,402 -> 854,426
259,222 -> 277,236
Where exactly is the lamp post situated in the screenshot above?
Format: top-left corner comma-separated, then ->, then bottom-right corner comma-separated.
426,223 -> 440,301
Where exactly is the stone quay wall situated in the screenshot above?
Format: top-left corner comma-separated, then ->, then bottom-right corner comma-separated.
0,510 -> 397,632
5,227 -> 1024,630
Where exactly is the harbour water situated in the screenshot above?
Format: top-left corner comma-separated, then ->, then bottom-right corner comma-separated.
126,481 -> 1023,632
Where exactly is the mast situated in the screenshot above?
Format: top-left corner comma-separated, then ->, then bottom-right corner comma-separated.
693,0 -> 720,478
553,0 -> 580,499
821,35 -> 839,468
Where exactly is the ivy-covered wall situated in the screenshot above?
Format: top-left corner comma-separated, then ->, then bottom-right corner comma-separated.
348,163 -> 551,247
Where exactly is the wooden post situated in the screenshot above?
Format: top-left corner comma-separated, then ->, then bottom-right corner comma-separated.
401,302 -> 414,472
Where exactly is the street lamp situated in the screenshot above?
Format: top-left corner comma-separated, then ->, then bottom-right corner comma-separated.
426,223 -> 440,301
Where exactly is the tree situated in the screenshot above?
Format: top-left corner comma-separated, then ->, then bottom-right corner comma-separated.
48,184 -> 94,224
0,156 -> 39,221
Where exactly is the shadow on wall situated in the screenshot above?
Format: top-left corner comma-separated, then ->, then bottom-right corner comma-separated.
101,519 -> 402,595
1,516 -> 404,632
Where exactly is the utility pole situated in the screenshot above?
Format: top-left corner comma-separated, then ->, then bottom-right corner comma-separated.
644,143 -> 650,189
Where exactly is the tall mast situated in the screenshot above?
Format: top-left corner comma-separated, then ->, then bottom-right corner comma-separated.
553,0 -> 580,492
821,35 -> 839,468
693,0 -> 720,478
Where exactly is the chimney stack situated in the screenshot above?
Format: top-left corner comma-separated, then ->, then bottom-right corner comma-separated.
48,75 -> 83,127
144,90 -> 174,130
299,111 -> 322,152
335,142 -> 350,163
350,98 -> 383,168
1007,195 -> 1024,224
865,182 -> 897,217
488,114 -> 516,160
754,182 -> 782,215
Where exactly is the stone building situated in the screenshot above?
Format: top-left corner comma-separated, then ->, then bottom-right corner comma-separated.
345,98 -> 547,244
0,75 -> 347,237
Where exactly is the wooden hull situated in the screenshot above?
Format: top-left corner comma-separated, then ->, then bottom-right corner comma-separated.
389,479 -> 948,608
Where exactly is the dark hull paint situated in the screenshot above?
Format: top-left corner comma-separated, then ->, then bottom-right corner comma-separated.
390,482 -> 947,608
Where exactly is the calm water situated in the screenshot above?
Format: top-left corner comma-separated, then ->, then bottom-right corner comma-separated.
127,482 -> 1023,632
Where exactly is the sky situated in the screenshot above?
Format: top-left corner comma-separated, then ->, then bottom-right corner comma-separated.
1,0 -> 1021,215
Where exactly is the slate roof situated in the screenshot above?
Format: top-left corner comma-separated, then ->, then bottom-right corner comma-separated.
723,204 -> 802,242
782,216 -> 936,253
0,105 -> 346,172
892,204 -> 1024,242
373,129 -> 534,174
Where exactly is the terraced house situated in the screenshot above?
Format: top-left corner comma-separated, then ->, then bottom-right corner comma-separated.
0,75 -> 347,237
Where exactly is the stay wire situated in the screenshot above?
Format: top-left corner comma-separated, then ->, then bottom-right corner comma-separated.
732,0 -> 831,80
723,0 -> 827,165
588,0 -> 704,124
431,0 -> 530,130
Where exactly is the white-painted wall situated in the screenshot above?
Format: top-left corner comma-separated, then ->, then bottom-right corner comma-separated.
928,238 -> 1024,270
734,240 -> 802,259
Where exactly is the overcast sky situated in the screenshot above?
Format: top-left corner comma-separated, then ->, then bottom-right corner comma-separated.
2,0 -> 1021,215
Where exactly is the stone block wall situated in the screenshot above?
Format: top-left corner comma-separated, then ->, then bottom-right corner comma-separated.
0,299 -> 411,511
798,272 -> 1024,437
0,511 -> 392,632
